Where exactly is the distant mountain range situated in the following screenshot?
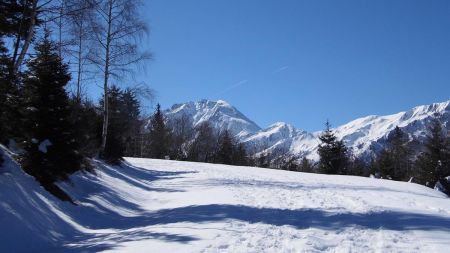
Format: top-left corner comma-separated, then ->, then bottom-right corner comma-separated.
163,99 -> 450,161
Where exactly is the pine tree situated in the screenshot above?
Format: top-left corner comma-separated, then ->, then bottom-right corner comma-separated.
375,127 -> 410,180
317,120 -> 348,174
257,152 -> 270,168
348,157 -> 368,176
121,88 -> 142,157
232,142 -> 248,166
299,157 -> 315,173
69,97 -> 102,158
100,86 -> 126,163
21,32 -> 82,185
167,114 -> 193,160
0,2 -> 24,144
187,122 -> 217,163
416,120 -> 449,186
0,39 -> 11,145
98,86 -> 143,162
146,104 -> 170,159
217,130 -> 234,165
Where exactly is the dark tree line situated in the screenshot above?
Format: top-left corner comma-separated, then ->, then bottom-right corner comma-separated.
309,120 -> 449,193
414,120 -> 450,188
264,120 -> 450,195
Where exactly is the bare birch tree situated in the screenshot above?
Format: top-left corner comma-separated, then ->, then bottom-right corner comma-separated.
11,0 -> 39,76
65,0 -> 96,101
89,0 -> 151,154
9,0 -> 95,77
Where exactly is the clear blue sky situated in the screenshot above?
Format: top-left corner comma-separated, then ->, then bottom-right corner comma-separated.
133,0 -> 450,132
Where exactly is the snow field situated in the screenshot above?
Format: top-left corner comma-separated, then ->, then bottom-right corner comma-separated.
1,151 -> 450,252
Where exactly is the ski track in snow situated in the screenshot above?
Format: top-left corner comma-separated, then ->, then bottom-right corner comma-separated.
1,155 -> 450,252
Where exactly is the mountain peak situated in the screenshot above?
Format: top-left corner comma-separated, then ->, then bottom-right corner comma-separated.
410,100 -> 450,116
164,99 -> 261,137
216,99 -> 232,107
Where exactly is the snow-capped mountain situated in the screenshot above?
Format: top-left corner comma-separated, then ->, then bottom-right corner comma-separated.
164,99 -> 261,138
328,101 -> 450,159
164,99 -> 450,160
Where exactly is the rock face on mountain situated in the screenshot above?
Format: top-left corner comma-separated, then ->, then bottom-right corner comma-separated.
163,99 -> 450,161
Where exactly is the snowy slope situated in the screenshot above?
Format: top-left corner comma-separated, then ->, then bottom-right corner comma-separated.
165,100 -> 450,160
2,152 -> 450,252
164,99 -> 261,138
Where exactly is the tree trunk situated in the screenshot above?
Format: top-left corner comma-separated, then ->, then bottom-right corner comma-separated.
58,1 -> 63,58
100,0 -> 113,153
13,0 -> 38,76
76,22 -> 83,102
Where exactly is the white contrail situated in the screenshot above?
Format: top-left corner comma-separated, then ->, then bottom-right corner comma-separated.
272,66 -> 289,74
216,79 -> 248,96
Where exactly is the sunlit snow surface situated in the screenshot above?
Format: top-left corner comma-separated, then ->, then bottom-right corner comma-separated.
1,152 -> 450,252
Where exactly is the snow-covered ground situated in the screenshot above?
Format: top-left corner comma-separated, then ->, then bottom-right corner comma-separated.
1,151 -> 450,252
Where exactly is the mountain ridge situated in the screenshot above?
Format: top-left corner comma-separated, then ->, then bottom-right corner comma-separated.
163,99 -> 450,160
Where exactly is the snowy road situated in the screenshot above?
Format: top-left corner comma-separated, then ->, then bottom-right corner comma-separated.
2,156 -> 450,252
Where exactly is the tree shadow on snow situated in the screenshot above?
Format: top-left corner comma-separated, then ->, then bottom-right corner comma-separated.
61,203 -> 450,252
93,160 -> 194,193
64,231 -> 198,253
144,204 -> 450,232
59,161 -> 198,229
45,162 -> 450,252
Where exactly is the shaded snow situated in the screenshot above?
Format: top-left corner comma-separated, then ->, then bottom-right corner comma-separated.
1,151 -> 450,252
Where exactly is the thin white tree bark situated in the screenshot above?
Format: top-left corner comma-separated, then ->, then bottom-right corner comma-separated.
13,0 -> 38,76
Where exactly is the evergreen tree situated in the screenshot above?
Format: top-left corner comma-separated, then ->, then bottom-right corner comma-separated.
416,120 -> 450,186
374,127 -> 411,180
187,122 -> 217,162
21,33 -> 82,186
0,4 -> 21,144
121,88 -> 142,157
146,104 -> 170,159
273,154 -> 300,171
317,120 -> 348,174
299,157 -> 315,173
69,97 -> 102,158
100,86 -> 126,163
348,157 -> 368,176
0,39 -> 11,145
232,142 -> 248,166
257,152 -> 270,168
167,114 -> 193,160
98,86 -> 142,163
217,130 -> 234,165
374,149 -> 394,179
